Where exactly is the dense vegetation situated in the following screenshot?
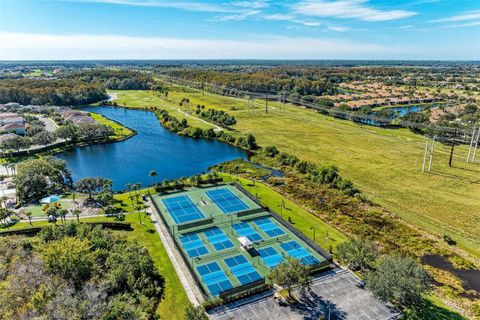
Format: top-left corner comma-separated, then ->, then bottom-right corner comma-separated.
166,68 -> 339,96
0,223 -> 164,320
196,106 -> 237,127
0,78 -> 107,106
15,157 -> 72,203
155,108 -> 257,150
68,69 -> 156,90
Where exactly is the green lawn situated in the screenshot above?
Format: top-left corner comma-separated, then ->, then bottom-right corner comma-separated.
110,87 -> 480,258
90,112 -> 134,139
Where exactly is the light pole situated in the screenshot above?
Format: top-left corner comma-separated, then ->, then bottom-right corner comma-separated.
310,227 -> 316,242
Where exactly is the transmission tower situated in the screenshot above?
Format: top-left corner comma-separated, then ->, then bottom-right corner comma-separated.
422,135 -> 436,173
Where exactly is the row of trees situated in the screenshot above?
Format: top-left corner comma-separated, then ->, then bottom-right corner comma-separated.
0,122 -> 114,154
68,69 -> 157,90
196,107 -> 237,127
0,78 -> 107,106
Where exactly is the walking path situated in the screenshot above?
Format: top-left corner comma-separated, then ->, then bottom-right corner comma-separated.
176,109 -> 223,132
147,198 -> 205,305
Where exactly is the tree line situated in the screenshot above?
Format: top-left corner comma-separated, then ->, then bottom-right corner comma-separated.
0,78 -> 107,106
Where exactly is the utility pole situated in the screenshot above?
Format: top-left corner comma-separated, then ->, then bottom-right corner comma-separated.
449,128 -> 457,167
265,93 -> 268,114
472,128 -> 480,163
467,126 -> 476,162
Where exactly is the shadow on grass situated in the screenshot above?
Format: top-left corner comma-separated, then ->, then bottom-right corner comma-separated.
404,298 -> 466,320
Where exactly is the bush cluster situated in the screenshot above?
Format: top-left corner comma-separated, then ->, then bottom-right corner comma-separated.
156,109 -> 258,150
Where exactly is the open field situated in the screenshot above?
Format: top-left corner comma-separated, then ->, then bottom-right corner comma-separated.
111,88 -> 480,258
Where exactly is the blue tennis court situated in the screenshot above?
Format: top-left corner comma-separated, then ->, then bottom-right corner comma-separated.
197,262 -> 233,296
162,195 -> 204,224
204,227 -> 234,251
224,255 -> 262,285
179,232 -> 209,258
206,188 -> 249,214
258,246 -> 284,268
253,217 -> 285,238
280,240 -> 320,266
232,222 -> 263,242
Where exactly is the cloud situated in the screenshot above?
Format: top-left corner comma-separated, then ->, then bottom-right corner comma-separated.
443,20 -> 480,28
327,26 -> 350,32
294,0 -> 417,22
0,32 -> 395,60
69,0 -> 234,13
431,10 -> 480,23
231,1 -> 269,9
212,10 -> 260,21
264,14 -> 321,27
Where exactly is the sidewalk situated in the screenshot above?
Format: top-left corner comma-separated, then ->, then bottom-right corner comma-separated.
147,198 -> 205,305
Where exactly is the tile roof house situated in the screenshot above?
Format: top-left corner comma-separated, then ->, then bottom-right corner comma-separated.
59,109 -> 95,126
0,133 -> 19,143
0,123 -> 26,135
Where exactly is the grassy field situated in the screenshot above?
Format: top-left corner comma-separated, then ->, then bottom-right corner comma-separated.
90,112 -> 134,139
111,88 -> 480,259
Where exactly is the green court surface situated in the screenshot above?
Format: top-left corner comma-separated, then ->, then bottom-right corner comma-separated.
151,184 -> 330,299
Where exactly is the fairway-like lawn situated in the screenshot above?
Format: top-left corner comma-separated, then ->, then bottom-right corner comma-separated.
111,88 -> 480,258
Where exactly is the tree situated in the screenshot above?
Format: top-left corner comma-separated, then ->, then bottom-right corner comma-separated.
184,304 -> 208,320
25,211 -> 33,225
367,255 -> 432,307
269,257 -> 311,298
149,170 -> 158,187
41,237 -> 94,283
75,177 -> 108,199
71,207 -> 81,223
336,238 -> 378,271
15,157 -> 71,203
33,130 -> 56,147
58,208 -> 68,224
57,123 -> 78,142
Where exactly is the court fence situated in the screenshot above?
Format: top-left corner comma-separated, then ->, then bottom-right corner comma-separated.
233,182 -> 333,266
177,217 -> 214,232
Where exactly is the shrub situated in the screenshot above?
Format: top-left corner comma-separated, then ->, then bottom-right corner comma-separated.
263,145 -> 279,157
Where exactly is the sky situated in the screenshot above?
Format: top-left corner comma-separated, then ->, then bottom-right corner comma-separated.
0,0 -> 479,60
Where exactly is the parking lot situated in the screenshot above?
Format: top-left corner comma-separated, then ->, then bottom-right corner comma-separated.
208,269 -> 401,320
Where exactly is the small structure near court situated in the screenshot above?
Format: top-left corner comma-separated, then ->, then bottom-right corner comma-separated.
150,184 -> 332,303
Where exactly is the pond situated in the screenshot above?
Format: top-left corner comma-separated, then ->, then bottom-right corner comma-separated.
56,106 -> 247,191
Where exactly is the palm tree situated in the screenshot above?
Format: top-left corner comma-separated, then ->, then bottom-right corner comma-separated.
25,211 -> 33,225
149,170 -> 158,187
59,209 -> 68,224
72,208 -> 81,222
0,195 -> 8,209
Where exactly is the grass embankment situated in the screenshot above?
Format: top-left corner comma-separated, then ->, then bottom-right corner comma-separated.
90,112 -> 134,139
111,87 -> 480,258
